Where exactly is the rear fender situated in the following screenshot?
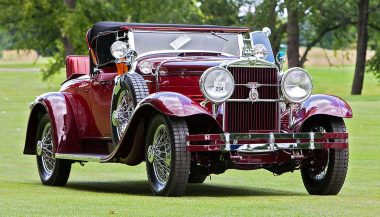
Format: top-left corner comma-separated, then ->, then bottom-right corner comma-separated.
24,93 -> 81,155
292,94 -> 353,132
107,92 -> 222,165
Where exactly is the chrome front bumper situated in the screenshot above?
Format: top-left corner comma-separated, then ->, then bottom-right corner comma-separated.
186,132 -> 348,153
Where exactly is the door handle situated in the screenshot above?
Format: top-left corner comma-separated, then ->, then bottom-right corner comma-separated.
93,80 -> 112,86
78,89 -> 89,93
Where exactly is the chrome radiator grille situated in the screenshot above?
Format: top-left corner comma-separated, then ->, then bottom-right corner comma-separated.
226,66 -> 279,133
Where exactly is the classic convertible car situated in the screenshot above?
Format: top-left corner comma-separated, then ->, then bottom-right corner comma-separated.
24,22 -> 352,196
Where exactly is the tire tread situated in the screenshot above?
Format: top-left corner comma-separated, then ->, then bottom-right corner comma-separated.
301,117 -> 349,195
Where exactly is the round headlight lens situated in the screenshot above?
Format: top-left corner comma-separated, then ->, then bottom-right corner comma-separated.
110,41 -> 128,59
253,44 -> 268,59
138,60 -> 153,74
281,67 -> 313,103
200,67 -> 235,103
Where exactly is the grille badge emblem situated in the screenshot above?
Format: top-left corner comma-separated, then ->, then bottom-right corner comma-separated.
247,82 -> 259,102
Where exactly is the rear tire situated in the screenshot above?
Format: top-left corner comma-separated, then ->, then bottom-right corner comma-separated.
145,114 -> 190,196
36,114 -> 71,186
301,117 -> 349,195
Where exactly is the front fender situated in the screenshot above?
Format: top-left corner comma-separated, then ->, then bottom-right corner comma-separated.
24,92 -> 81,155
104,92 -> 222,165
138,91 -> 210,117
292,94 -> 353,131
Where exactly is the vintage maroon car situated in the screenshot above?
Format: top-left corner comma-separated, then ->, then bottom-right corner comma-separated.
24,22 -> 352,196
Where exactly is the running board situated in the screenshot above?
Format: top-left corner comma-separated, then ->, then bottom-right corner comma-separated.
55,153 -> 109,163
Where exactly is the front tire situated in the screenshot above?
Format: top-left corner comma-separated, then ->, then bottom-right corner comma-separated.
36,113 -> 71,186
301,116 -> 349,195
145,114 -> 190,196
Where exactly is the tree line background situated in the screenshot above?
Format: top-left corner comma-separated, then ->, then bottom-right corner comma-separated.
0,0 -> 379,95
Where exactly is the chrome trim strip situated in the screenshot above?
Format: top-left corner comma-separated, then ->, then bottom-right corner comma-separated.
220,57 -> 279,71
227,99 -> 284,103
310,132 -> 315,150
277,68 -> 281,132
55,153 -> 108,163
230,143 -> 329,153
269,132 -> 275,149
188,132 -> 348,153
222,102 -> 226,131
237,34 -> 244,56
224,133 -> 230,151
235,83 -> 280,87
128,31 -> 135,51
137,50 -> 234,59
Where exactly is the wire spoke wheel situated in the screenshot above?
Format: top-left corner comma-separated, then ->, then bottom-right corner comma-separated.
113,89 -> 135,140
145,114 -> 190,196
37,123 -> 56,176
149,124 -> 171,185
36,114 -> 71,186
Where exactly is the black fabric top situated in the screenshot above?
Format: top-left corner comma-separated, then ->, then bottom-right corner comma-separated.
87,21 -> 250,44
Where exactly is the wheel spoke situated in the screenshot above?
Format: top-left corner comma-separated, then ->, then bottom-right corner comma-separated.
38,123 -> 56,175
114,90 -> 135,140
150,124 -> 171,185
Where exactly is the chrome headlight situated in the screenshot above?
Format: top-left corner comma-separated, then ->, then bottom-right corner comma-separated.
138,60 -> 153,74
253,44 -> 268,59
281,67 -> 313,103
200,67 -> 235,103
110,41 -> 129,59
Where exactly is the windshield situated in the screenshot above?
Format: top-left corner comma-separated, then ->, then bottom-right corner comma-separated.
131,30 -> 241,56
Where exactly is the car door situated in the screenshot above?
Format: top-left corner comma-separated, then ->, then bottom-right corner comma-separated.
88,71 -> 117,138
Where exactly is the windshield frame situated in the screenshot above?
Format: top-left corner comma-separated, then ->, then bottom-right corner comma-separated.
129,30 -> 243,57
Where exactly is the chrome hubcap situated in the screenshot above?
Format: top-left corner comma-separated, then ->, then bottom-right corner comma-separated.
37,123 -> 55,175
112,90 -> 135,140
149,124 -> 171,185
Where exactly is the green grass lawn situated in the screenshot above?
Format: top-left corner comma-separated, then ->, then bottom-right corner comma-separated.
0,66 -> 379,216
0,57 -> 49,68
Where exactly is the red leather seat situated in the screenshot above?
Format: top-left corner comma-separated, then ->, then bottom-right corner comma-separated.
66,55 -> 90,78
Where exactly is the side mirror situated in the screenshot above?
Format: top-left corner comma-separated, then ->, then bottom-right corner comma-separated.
276,52 -> 286,71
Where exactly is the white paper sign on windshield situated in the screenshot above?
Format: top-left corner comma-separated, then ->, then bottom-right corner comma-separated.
170,35 -> 191,50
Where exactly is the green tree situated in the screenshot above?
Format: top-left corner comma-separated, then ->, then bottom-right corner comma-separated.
241,0 -> 287,56
0,27 -> 13,58
366,1 -> 380,86
0,0 -> 203,81
198,0 -> 241,26
352,0 -> 370,95
282,0 -> 356,67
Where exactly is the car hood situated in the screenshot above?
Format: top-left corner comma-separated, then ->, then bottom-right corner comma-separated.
136,51 -> 238,75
